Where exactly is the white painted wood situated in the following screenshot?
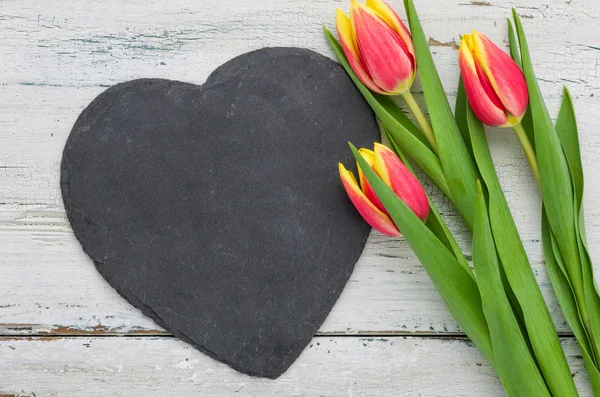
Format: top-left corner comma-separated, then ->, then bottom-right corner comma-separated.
0,336 -> 592,396
0,0 -> 598,95
0,0 -> 600,335
1,0 -> 600,393
3,94 -> 600,335
0,206 -> 576,335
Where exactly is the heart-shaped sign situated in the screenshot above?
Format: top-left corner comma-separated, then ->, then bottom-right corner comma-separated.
61,47 -> 378,378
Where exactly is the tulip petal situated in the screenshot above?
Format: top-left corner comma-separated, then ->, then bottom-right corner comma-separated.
372,143 -> 430,222
339,163 -> 401,237
472,31 -> 529,120
459,38 -> 509,127
336,9 -> 383,94
476,58 -> 505,112
365,0 -> 415,63
350,1 -> 413,94
357,148 -> 387,213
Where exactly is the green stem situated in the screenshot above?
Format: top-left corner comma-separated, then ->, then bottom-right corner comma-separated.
513,122 -> 540,185
401,90 -> 438,154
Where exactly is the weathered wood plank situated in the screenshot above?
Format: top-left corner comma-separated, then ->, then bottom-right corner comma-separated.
0,0 -> 598,98
2,91 -> 600,335
0,336 -> 592,396
1,0 -> 599,335
1,0 -> 599,394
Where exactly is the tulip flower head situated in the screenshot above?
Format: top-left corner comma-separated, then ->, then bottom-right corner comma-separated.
459,31 -> 529,127
339,143 -> 429,237
336,0 -> 416,95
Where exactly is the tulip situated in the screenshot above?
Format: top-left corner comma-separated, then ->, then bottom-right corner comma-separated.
336,0 -> 439,153
336,0 -> 416,95
459,31 -> 529,128
339,143 -> 429,236
459,30 -> 539,183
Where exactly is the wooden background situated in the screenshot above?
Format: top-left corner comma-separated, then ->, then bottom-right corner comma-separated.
1,0 -> 599,395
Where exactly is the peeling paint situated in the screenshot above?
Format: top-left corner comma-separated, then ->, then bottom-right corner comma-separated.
0,323 -> 168,336
0,324 -> 36,332
38,325 -> 169,336
1,336 -> 60,342
4,324 -> 470,338
428,38 -> 459,50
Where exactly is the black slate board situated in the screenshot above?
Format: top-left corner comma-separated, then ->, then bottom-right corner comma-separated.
60,47 -> 379,379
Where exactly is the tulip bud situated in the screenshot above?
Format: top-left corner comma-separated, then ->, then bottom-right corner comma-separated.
339,143 -> 429,236
459,31 -> 529,127
336,0 -> 416,95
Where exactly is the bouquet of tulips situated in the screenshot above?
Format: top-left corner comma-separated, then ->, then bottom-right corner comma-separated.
326,0 -> 600,395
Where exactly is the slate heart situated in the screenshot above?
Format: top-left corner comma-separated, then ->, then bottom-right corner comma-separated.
60,47 -> 378,379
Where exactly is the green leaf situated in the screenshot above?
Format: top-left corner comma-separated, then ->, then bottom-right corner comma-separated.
473,181 -> 550,396
507,18 -> 534,150
542,208 -> 600,395
544,208 -> 592,354
324,28 -> 450,198
466,101 -> 578,396
350,142 -> 494,367
513,10 -> 600,368
555,87 -> 600,364
515,12 -> 600,387
403,0 -> 480,230
383,126 -> 473,278
556,87 -> 583,206
455,78 -> 474,159
507,18 -> 522,69
513,10 -> 583,308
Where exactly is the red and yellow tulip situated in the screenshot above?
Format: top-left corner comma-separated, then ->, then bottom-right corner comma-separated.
459,31 -> 529,127
336,0 -> 416,95
339,143 -> 429,236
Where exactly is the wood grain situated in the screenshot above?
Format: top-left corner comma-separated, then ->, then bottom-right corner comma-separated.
2,93 -> 600,336
0,80 -> 475,337
1,0 -> 600,394
0,336 -> 592,396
